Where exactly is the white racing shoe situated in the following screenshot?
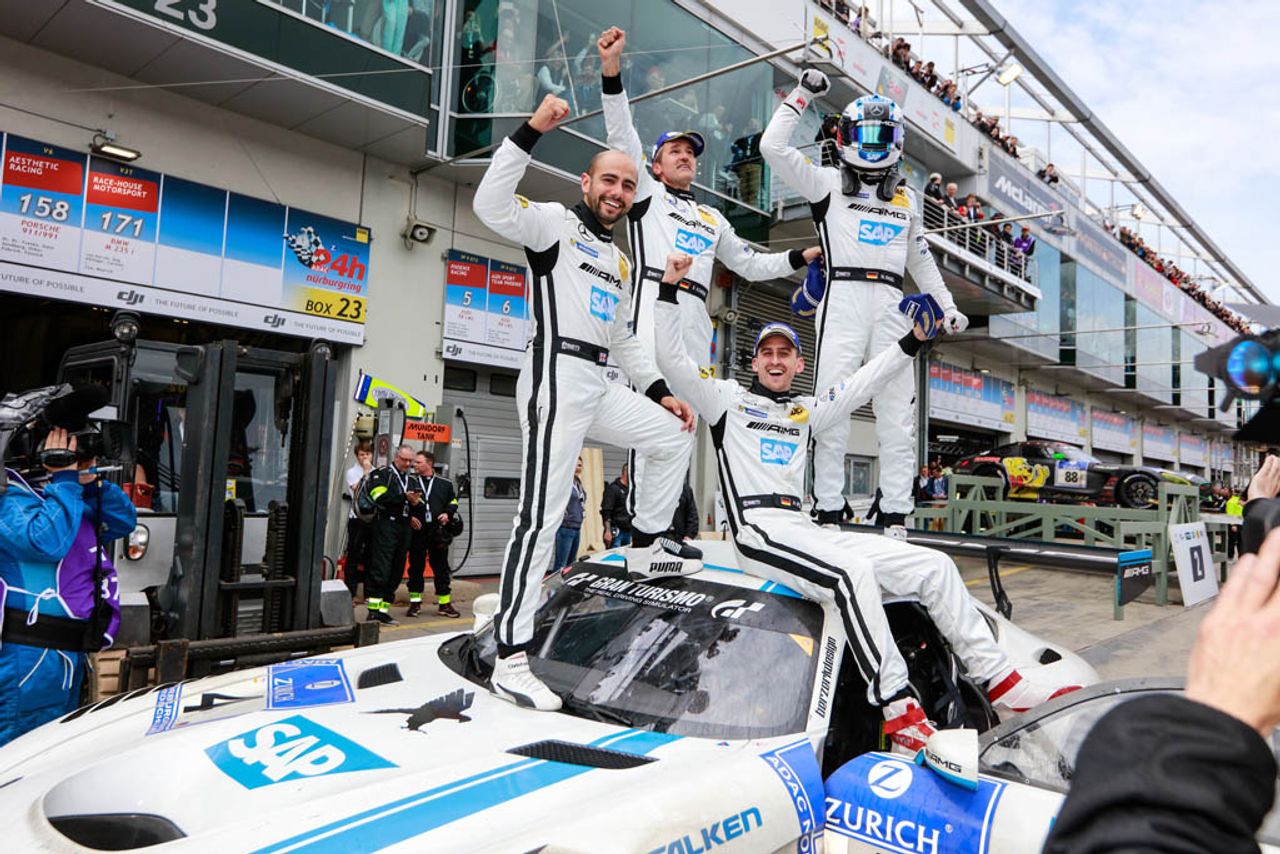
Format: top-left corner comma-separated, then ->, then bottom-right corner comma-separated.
986,668 -> 1081,715
883,696 -> 938,756
490,651 -> 562,711
625,537 -> 703,580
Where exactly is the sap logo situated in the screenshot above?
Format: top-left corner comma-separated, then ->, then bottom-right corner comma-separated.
710,599 -> 765,620
116,289 -> 144,306
867,758 -> 913,799
263,313 -> 286,329
646,807 -> 762,854
579,261 -> 621,286
760,439 -> 797,465
572,239 -> 599,259
589,287 -> 619,323
205,715 -> 395,789
674,228 -> 713,256
857,220 -> 905,246
746,420 -> 801,437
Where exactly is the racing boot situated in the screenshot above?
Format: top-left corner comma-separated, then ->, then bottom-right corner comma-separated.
986,668 -> 1081,715
490,651 -> 562,711
625,533 -> 702,580
883,696 -> 937,756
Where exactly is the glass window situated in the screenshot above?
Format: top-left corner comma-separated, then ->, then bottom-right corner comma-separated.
227,371 -> 292,514
1134,303 -> 1172,402
993,241 -> 1061,361
489,372 -> 518,396
843,454 -> 875,498
1065,263 -> 1124,386
443,366 -> 477,391
484,476 -> 521,498
269,0 -> 445,70
1178,330 -> 1210,416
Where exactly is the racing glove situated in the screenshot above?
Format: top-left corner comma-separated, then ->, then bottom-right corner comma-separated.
899,293 -> 945,340
798,68 -> 831,97
791,259 -> 826,318
943,307 -> 970,335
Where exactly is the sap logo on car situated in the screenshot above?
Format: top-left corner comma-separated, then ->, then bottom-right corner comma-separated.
675,227 -> 713,256
590,286 -> 619,322
206,714 -> 395,790
760,439 -> 797,465
825,751 -> 1006,854
645,807 -> 763,854
857,220 -> 905,246
710,599 -> 765,620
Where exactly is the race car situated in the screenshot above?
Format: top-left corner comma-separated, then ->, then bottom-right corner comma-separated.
953,441 -> 1197,508
0,541 -> 1150,853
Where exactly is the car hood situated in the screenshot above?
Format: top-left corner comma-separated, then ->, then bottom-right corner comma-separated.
0,634 -> 821,852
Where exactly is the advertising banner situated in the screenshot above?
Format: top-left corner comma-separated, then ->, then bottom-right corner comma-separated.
0,131 -> 370,343
1116,549 -> 1155,608
1071,214 -> 1128,288
1026,388 -> 1087,443
441,248 -> 530,368
1142,423 -> 1177,461
1168,522 -> 1218,607
1090,408 -> 1137,454
986,153 -> 1064,220
927,361 -> 1015,431
1179,433 -> 1207,467
1133,260 -> 1175,319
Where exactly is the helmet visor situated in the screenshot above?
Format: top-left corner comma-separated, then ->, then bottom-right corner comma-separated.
837,117 -> 896,151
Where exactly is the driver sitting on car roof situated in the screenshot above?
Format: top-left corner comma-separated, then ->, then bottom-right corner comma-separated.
650,252 -> 1079,753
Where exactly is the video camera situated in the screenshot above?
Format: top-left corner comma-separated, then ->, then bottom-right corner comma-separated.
0,384 -> 132,492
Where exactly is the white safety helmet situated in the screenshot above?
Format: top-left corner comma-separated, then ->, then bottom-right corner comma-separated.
836,94 -> 904,172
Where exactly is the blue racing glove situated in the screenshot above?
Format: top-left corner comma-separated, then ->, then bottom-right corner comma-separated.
791,259 -> 826,318
898,293 -> 945,340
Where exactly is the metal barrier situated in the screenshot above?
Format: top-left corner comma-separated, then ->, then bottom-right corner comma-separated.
913,475 -> 1203,615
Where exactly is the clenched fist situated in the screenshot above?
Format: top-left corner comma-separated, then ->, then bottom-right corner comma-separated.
662,253 -> 693,283
530,94 -> 571,133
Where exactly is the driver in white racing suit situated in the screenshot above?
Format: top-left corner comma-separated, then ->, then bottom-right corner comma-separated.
473,95 -> 702,712
596,27 -> 821,524
652,252 -> 1077,752
761,69 -> 968,527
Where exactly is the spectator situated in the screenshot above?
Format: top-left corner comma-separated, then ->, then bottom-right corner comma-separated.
1013,225 -> 1036,279
1037,162 -> 1060,185
553,456 -> 586,571
915,464 -> 933,504
405,450 -> 461,619
924,172 -> 944,202
342,440 -> 374,601
909,59 -> 923,82
994,219 -> 1014,269
669,479 -> 700,541
815,112 -> 841,167
730,117 -> 766,208
920,61 -> 938,92
928,460 -> 949,500
923,172 -> 944,227
940,81 -> 962,112
942,181 -> 961,212
601,462 -> 633,548
363,443 -> 419,625
958,192 -> 985,254
1002,135 -> 1019,158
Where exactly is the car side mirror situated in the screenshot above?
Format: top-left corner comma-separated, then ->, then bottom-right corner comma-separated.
472,592 -> 499,634
916,728 -> 979,791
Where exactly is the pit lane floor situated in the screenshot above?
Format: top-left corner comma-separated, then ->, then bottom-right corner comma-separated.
350,554 -> 1214,681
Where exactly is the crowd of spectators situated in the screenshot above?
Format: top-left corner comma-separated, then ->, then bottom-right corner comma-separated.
887,37 -> 965,114
1110,223 -> 1251,333
922,171 -> 1036,282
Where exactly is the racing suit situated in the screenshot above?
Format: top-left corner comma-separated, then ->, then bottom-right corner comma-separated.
761,87 -> 959,519
0,469 -> 134,746
652,285 -> 1006,705
474,124 -> 689,654
600,76 -> 808,520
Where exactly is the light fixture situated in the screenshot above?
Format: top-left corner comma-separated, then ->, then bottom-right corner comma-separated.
1130,203 -> 1147,221
110,310 -> 141,343
91,131 -> 141,162
996,62 -> 1024,86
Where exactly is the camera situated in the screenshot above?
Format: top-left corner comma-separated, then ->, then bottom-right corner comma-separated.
1,384 -> 131,490
402,218 -> 436,248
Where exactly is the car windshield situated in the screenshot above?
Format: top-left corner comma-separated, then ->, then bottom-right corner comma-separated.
465,564 -> 824,740
1047,444 -> 1098,464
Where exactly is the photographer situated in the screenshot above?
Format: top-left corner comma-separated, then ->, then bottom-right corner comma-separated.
1242,453 -> 1280,556
0,387 -> 136,747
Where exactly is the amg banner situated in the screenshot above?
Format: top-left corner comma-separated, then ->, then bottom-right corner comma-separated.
1115,549 -> 1154,607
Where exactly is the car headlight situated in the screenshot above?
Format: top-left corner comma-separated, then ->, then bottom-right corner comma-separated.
127,523 -> 150,561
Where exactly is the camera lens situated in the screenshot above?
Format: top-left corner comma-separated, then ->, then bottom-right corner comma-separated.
1225,339 -> 1274,396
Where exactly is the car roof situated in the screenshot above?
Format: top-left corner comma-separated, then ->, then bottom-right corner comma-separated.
579,540 -> 800,597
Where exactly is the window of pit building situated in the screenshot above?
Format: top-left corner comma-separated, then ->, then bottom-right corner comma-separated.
489,373 -> 518,397
443,366 -> 477,392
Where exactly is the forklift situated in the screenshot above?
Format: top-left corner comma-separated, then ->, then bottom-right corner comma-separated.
57,311 -> 375,686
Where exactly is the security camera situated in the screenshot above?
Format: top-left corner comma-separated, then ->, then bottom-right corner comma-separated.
712,307 -> 739,326
402,218 -> 436,249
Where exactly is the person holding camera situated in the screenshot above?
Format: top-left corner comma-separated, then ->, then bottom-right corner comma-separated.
405,451 -> 462,619
0,389 -> 136,747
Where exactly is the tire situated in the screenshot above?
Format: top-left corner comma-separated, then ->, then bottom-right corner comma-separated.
1117,474 -> 1158,508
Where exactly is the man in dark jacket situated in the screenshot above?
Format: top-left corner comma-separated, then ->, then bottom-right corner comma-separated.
668,480 -> 699,541
406,450 -> 461,618
601,463 -> 632,547
364,444 -> 420,625
1044,528 -> 1280,852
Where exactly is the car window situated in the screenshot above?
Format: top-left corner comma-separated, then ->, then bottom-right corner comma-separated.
462,565 -> 825,740
1050,445 -> 1100,464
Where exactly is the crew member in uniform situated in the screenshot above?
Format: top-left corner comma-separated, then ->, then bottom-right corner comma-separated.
652,252 -> 1077,753
473,93 -> 702,711
364,443 -> 421,626
406,450 -> 462,619
596,26 -> 823,524
761,69 -> 968,528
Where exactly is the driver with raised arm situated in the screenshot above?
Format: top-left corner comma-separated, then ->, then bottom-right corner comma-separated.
652,252 -> 1077,752
473,95 -> 701,712
596,27 -> 822,528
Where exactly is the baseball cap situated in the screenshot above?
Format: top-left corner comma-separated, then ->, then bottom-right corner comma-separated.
652,130 -> 705,161
755,322 -> 802,355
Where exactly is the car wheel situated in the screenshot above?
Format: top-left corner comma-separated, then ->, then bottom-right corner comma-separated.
1117,474 -> 1158,508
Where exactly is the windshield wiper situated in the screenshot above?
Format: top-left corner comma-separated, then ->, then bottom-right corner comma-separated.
559,693 -> 642,729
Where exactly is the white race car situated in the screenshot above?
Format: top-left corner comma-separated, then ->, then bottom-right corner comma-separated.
0,541 -> 1261,853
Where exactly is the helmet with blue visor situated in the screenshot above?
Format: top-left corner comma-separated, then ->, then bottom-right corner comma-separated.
836,95 -> 903,172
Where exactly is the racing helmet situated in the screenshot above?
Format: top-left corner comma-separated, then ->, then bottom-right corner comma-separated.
836,95 -> 903,172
